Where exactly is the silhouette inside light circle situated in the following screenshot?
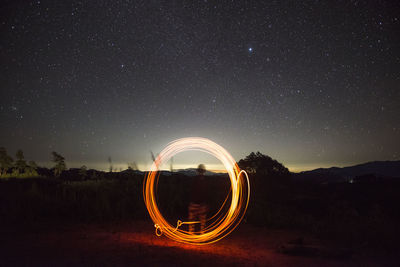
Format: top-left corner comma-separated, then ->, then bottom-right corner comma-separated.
143,137 -> 250,245
188,163 -> 208,235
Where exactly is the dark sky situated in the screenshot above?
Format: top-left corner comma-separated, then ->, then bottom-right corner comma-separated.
1,0 -> 399,172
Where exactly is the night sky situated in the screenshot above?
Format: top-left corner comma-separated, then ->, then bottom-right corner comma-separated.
1,1 -> 399,172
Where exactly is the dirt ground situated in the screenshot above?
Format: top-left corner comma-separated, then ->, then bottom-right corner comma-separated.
0,220 -> 397,266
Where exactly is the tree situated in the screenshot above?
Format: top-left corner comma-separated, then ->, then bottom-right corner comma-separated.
79,165 -> 87,179
90,171 -> 98,180
127,161 -> 138,171
52,151 -> 66,177
26,160 -> 39,177
28,160 -> 38,169
108,156 -> 113,172
238,151 -> 289,178
15,149 -> 28,174
0,147 -> 14,176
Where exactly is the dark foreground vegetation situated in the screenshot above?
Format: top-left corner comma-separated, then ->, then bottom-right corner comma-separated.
0,150 -> 399,267
1,152 -> 400,256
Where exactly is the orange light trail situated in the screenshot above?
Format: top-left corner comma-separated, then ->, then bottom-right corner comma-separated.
143,137 -> 250,245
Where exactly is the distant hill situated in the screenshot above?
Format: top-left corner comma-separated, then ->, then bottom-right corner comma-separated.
293,160 -> 400,183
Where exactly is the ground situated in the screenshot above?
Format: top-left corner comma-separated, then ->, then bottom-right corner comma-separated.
0,220 -> 397,266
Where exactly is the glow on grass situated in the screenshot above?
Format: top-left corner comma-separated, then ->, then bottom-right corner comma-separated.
143,137 -> 250,245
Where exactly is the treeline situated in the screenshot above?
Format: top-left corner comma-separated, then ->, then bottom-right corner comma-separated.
0,147 -> 66,178
0,148 -> 39,177
0,148 -> 292,182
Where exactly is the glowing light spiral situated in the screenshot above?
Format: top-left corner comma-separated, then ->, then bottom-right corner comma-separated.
143,137 -> 250,245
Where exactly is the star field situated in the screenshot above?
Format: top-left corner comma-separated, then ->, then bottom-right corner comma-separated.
1,1 -> 399,171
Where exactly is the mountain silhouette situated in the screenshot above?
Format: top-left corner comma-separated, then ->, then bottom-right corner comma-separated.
294,160 -> 400,183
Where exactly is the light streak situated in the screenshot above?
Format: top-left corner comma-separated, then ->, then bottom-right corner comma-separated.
143,137 -> 250,245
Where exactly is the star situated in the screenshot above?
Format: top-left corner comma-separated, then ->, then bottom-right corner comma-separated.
0,0 -> 398,173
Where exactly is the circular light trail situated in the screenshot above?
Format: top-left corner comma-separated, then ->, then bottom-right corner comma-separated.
143,137 -> 250,245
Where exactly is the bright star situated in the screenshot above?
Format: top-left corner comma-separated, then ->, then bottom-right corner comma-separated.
248,47 -> 253,52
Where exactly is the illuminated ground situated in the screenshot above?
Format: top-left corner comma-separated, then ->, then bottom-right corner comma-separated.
0,221 -> 397,266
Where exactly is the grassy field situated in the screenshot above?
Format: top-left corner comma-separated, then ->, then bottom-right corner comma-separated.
1,174 -> 400,265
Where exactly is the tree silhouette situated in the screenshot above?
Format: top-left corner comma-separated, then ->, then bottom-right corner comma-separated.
27,160 -> 39,176
127,161 -> 138,171
238,151 -> 289,177
150,151 -> 156,162
108,156 -> 113,172
79,165 -> 87,179
0,147 -> 14,176
15,149 -> 28,174
28,160 -> 38,169
52,151 -> 66,177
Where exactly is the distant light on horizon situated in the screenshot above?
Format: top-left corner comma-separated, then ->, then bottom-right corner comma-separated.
36,159 -> 388,174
